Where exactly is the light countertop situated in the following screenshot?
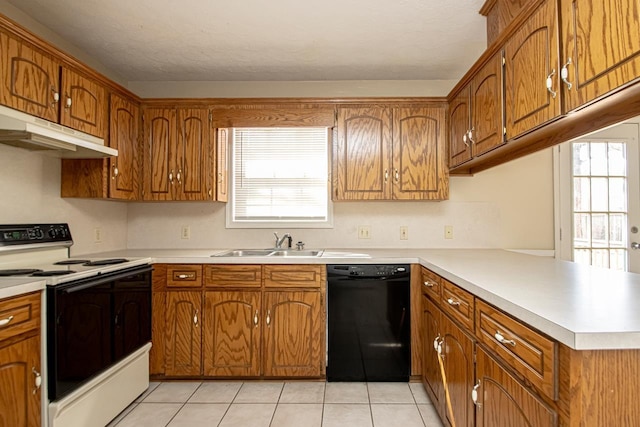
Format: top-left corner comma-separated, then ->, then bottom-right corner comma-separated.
0,277 -> 45,300
81,247 -> 640,351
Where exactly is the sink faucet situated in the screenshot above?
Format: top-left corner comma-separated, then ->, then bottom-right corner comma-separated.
274,232 -> 292,249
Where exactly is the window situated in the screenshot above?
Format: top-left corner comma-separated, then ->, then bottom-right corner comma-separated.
227,127 -> 331,228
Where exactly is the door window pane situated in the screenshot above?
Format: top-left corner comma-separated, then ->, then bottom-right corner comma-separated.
573,178 -> 591,211
591,178 -> 609,211
590,143 -> 608,175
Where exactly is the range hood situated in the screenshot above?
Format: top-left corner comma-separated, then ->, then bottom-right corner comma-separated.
0,105 -> 117,158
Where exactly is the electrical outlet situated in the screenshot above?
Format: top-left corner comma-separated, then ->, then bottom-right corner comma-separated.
358,226 -> 371,239
94,228 -> 102,243
400,226 -> 409,240
444,225 -> 454,239
181,225 -> 191,240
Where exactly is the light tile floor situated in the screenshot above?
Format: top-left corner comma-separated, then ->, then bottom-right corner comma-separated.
108,381 -> 444,427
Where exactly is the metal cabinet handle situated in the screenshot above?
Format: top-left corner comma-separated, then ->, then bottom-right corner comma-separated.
462,132 -> 469,147
468,127 -> 475,144
433,335 -> 441,352
208,189 -> 213,198
0,315 -> 14,327
394,169 -> 399,182
51,87 -> 59,106
446,298 -> 461,306
384,169 -> 389,183
561,58 -> 573,90
65,94 -> 72,109
495,330 -> 516,347
193,309 -> 199,326
177,169 -> 182,184
177,274 -> 194,279
112,164 -> 119,179
472,381 -> 481,406
254,310 -> 259,327
218,172 -> 223,183
169,170 -> 174,184
424,281 -> 434,288
32,367 -> 42,394
546,69 -> 557,98
266,309 -> 271,326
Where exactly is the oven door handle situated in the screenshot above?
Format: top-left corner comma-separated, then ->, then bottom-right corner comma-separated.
62,265 -> 153,293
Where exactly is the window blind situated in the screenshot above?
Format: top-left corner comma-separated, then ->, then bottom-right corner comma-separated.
232,127 -> 329,222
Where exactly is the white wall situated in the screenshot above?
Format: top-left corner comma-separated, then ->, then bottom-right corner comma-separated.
126,149 -> 554,250
0,145 -> 128,255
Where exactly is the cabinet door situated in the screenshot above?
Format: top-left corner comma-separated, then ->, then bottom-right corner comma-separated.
109,94 -> 140,200
0,335 -> 41,427
143,108 -> 176,201
334,107 -> 392,200
392,106 -> 448,200
561,0 -> 640,111
263,291 -> 323,377
0,31 -> 60,122
165,291 -> 201,376
216,128 -> 229,202
203,291 -> 261,376
422,295 -> 444,417
60,67 -> 107,138
475,346 -> 557,427
177,108 -> 209,200
504,0 -> 560,139
471,52 -> 505,157
441,312 -> 475,427
449,88 -> 472,167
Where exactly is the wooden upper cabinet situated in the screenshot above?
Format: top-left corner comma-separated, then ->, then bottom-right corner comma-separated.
165,291 -> 202,376
449,87 -> 472,167
109,93 -> 140,200
561,0 -> 640,111
216,128 -> 229,202
392,106 -> 448,200
0,31 -> 60,122
471,52 -> 505,156
177,108 -> 209,200
334,107 -> 392,200
60,67 -> 107,138
504,0 -> 561,140
143,107 -> 176,201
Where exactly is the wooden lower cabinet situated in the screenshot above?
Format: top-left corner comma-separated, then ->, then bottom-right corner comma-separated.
0,335 -> 41,427
203,290 -> 261,376
263,290 -> 323,377
165,291 -> 202,376
422,295 -> 443,416
476,346 -> 556,427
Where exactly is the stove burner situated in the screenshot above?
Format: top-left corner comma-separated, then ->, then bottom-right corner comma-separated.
0,268 -> 43,277
31,270 -> 76,277
54,259 -> 90,265
83,258 -> 129,266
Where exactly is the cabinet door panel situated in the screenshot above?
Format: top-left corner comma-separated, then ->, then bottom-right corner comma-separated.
335,107 -> 392,200
0,31 -> 59,122
203,291 -> 261,376
392,107 -> 448,200
505,0 -> 560,139
472,52 -> 505,157
562,0 -> 640,111
449,88 -> 472,167
263,291 -> 323,377
476,347 -> 556,427
422,296 -> 443,417
442,313 -> 475,427
60,68 -> 106,138
109,94 -> 140,200
0,335 -> 41,427
143,108 -> 175,201
216,128 -> 229,202
177,108 -> 208,200
165,291 -> 201,376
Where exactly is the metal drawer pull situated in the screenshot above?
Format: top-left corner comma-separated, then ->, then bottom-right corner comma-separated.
446,298 -> 461,306
32,368 -> 42,394
546,69 -> 557,98
177,273 -> 194,279
0,315 -> 14,327
424,281 -> 434,288
495,331 -> 516,347
472,381 -> 481,406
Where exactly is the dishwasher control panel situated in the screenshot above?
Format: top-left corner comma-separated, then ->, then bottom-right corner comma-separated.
327,264 -> 409,278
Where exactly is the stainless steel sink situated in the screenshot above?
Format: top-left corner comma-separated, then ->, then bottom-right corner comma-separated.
211,249 -> 323,257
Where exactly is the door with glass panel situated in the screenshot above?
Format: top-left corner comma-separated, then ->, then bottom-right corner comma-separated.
556,123 -> 640,273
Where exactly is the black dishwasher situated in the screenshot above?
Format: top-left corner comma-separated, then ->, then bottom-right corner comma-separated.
327,264 -> 410,382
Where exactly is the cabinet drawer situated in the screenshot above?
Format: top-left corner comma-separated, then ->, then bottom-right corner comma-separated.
263,265 -> 325,288
167,265 -> 203,288
205,265 -> 262,287
440,280 -> 474,331
421,267 -> 441,300
476,299 -> 557,400
0,291 -> 41,342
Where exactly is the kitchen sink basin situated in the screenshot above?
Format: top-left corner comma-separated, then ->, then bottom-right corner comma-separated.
211,249 -> 324,257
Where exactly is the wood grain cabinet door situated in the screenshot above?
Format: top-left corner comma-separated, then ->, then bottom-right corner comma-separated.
203,291 -> 261,376
504,0 -> 561,140
165,291 -> 202,376
0,335 -> 41,427
392,106 -> 448,200
475,347 -> 557,427
143,108 -> 176,201
60,67 -> 107,138
109,94 -> 140,200
449,88 -> 472,167
471,52 -> 505,157
176,108 -> 209,200
334,107 -> 392,200
0,31 -> 60,122
561,0 -> 640,111
263,291 -> 323,377
216,128 -> 229,202
422,295 -> 444,418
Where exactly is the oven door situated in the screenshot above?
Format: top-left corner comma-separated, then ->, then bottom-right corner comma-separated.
47,265 -> 152,401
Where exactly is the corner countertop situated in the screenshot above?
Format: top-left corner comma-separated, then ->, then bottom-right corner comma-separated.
80,248 -> 640,351
0,277 -> 45,300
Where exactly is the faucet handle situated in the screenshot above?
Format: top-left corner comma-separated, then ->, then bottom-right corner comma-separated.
296,241 -> 305,250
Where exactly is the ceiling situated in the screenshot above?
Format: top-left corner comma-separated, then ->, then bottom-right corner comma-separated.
7,0 -> 488,82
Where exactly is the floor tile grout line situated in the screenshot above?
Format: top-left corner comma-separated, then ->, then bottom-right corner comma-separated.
216,381 -> 243,427
163,382 -> 202,427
